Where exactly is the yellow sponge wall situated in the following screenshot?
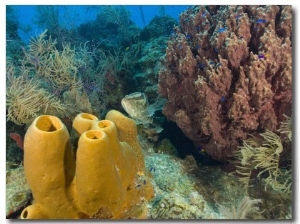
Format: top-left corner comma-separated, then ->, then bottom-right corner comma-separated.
21,111 -> 154,219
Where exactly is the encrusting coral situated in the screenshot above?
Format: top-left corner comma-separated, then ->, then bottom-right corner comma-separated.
20,110 -> 154,219
158,5 -> 292,161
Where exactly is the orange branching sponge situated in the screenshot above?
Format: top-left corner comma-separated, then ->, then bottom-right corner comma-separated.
20,110 -> 154,219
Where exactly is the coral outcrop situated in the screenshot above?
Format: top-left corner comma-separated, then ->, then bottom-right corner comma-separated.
20,110 -> 154,219
158,5 -> 292,161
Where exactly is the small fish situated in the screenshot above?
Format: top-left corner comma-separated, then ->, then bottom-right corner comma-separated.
125,46 -> 130,51
214,48 -> 219,53
209,61 -> 215,65
218,27 -> 227,33
197,62 -> 205,69
149,166 -> 155,173
202,11 -> 207,17
10,133 -> 24,150
239,36 -> 244,39
235,14 -> 241,20
178,44 -> 183,50
220,96 -> 225,103
30,56 -> 40,65
256,19 -> 267,24
143,180 -> 146,185
135,184 -> 141,188
198,146 -> 205,153
259,53 -> 269,59
186,34 -> 192,40
216,63 -> 222,67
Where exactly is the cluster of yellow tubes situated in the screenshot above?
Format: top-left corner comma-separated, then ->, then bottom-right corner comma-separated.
20,110 -> 154,219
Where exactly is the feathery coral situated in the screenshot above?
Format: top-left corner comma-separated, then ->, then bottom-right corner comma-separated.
24,30 -> 84,91
278,115 -> 292,141
218,196 -> 262,219
6,65 -> 66,125
234,130 -> 292,196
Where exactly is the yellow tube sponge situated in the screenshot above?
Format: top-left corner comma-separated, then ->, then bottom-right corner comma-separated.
91,120 -> 137,190
21,111 -> 154,219
21,115 -> 79,219
73,113 -> 98,135
105,109 -> 146,173
76,130 -> 125,216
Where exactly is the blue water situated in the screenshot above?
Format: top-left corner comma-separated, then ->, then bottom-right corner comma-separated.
10,5 -> 190,44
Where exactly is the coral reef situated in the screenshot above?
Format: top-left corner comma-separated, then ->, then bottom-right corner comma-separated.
78,6 -> 139,50
20,110 -> 154,219
144,150 -> 291,219
6,5 -> 294,220
133,35 -> 169,106
158,5 -> 292,161
145,153 -> 222,219
6,166 -> 31,218
140,15 -> 178,42
154,138 -> 178,156
150,192 -> 205,219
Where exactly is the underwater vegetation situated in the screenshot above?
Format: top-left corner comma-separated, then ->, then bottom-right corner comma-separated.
6,5 -> 292,220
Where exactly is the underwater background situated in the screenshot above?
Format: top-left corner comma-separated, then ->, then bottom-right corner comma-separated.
6,5 -> 292,220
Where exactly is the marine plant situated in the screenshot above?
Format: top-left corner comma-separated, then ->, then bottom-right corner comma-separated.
218,196 -> 262,219
6,64 -> 66,125
6,29 -> 102,125
23,29 -> 84,91
233,116 -> 292,197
